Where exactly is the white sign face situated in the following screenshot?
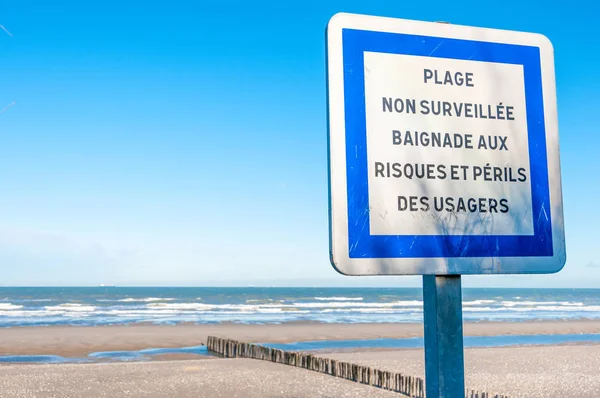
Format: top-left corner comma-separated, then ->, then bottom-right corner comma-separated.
326,13 -> 565,275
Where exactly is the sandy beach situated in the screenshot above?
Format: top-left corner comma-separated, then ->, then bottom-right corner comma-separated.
0,344 -> 598,397
1,320 -> 599,357
328,345 -> 600,398
0,358 -> 401,398
0,321 -> 599,397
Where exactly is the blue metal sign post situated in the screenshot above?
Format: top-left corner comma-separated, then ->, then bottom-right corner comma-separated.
325,12 -> 564,398
424,23 -> 467,397
423,275 -> 465,397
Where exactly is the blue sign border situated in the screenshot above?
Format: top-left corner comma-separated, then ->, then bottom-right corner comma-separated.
342,28 -> 553,259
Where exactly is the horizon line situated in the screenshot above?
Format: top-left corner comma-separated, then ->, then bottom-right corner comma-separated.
0,285 -> 593,289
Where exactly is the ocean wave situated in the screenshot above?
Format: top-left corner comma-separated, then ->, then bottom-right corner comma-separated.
463,305 -> 600,312
0,310 -> 69,317
21,299 -> 52,302
463,300 -> 496,305
44,304 -> 96,312
245,299 -> 282,304
97,297 -> 176,303
147,303 -> 217,310
255,308 -> 311,314
118,298 -> 176,303
145,301 -> 423,311
322,308 -> 421,314
1,287 -> 599,327
293,301 -> 422,308
528,305 -> 600,312
3,303 -> 596,319
501,301 -> 584,307
0,304 -> 23,310
101,309 -> 247,316
314,297 -> 364,301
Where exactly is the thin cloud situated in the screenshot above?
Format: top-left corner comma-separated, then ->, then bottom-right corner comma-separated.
1,27 -> 15,115
0,24 -> 12,37
0,101 -> 16,115
586,261 -> 600,268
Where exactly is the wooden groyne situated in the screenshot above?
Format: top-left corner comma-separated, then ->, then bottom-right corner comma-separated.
206,336 -> 508,398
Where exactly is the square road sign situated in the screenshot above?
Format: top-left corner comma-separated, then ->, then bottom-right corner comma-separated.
326,13 -> 565,275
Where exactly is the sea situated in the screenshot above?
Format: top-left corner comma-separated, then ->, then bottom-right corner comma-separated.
1,287 -> 599,328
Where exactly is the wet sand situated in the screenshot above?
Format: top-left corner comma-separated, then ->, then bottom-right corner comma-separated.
1,320 -> 599,357
1,322 -> 599,397
0,345 -> 598,397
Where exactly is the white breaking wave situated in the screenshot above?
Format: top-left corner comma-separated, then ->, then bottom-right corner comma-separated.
101,309 -> 247,316
501,301 -> 584,307
293,301 -> 422,309
245,299 -> 281,303
3,293 -> 599,326
353,308 -> 420,314
144,301 -> 423,312
0,303 -> 23,310
321,308 -> 421,314
314,297 -> 364,301
463,300 -> 496,306
0,310 -> 67,317
45,303 -> 96,312
118,298 -> 176,303
463,305 -> 600,312
528,305 -> 600,312
147,303 -> 218,310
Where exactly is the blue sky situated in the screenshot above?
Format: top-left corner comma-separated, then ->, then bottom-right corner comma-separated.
0,1 -> 598,287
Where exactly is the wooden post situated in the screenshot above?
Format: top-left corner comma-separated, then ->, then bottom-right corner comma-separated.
204,336 -> 508,398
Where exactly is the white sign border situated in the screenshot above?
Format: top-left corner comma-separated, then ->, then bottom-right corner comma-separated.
326,12 -> 566,275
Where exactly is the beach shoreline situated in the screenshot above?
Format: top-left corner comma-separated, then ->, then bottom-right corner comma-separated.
1,322 -> 599,397
1,320 -> 599,358
1,343 -> 599,397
